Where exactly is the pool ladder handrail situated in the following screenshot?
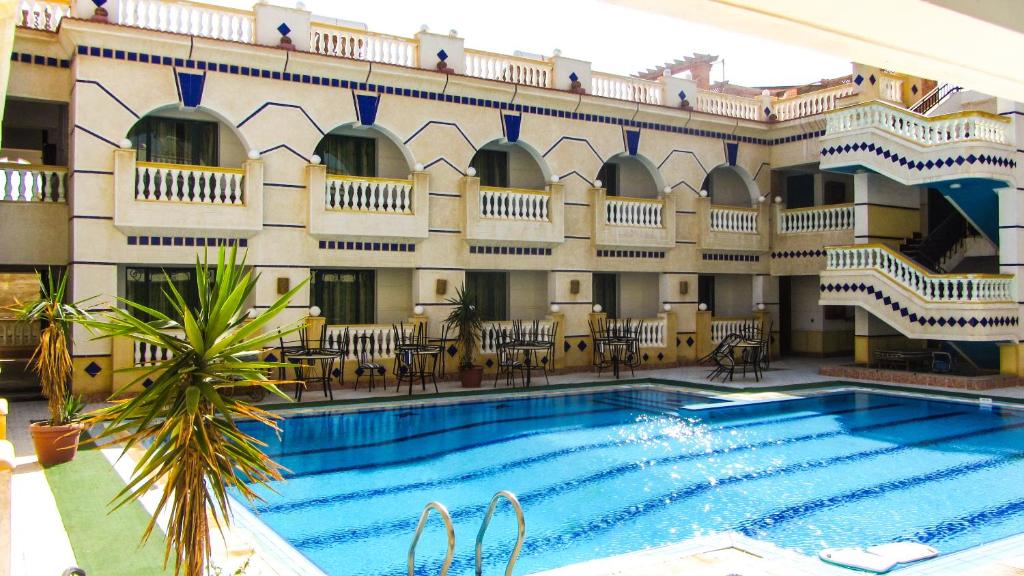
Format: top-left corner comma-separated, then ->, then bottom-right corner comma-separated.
408,501 -> 456,576
475,490 -> 526,576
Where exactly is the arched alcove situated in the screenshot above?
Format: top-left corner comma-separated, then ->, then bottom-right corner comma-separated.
314,124 -> 414,179
701,164 -> 760,206
127,106 -> 248,167
597,153 -> 664,198
470,139 -> 550,189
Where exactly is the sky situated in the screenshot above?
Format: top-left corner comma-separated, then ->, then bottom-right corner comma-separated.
216,0 -> 852,87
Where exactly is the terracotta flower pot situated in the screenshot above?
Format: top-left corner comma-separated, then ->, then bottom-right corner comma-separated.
459,366 -> 484,388
29,422 -> 84,467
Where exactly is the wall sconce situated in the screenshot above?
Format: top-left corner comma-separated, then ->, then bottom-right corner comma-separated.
276,277 -> 290,295
569,279 -> 580,294
679,280 -> 688,295
435,278 -> 448,295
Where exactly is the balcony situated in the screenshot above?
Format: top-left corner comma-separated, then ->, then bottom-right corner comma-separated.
16,0 -> 69,32
819,244 -> 1017,341
771,203 -> 854,274
307,166 -> 429,242
462,178 -> 563,246
113,149 -> 264,236
695,197 -> 769,252
0,163 -> 68,264
593,189 -> 675,249
819,101 -> 1014,186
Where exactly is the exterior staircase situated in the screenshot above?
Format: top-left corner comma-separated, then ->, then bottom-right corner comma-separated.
898,211 -> 975,273
909,83 -> 962,116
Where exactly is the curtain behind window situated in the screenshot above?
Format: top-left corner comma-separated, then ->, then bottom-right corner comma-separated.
315,135 -> 377,177
466,272 -> 508,321
125,268 -> 201,320
128,117 -> 218,166
312,270 -> 375,325
471,149 -> 509,187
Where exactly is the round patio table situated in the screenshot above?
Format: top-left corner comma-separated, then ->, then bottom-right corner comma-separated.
285,352 -> 337,401
507,342 -> 550,387
602,338 -> 632,380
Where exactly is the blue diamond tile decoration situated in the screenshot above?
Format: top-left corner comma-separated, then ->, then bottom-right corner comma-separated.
437,49 -> 448,61
854,74 -> 864,85
569,71 -> 579,82
84,361 -> 101,378
911,84 -> 919,95
678,89 -> 687,101
764,106 -> 772,116
277,22 -> 291,36
869,74 -> 877,85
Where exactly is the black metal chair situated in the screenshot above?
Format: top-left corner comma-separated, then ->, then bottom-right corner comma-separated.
589,318 -> 611,374
354,333 -> 386,391
494,330 -> 525,387
320,326 -> 350,389
622,319 -> 644,377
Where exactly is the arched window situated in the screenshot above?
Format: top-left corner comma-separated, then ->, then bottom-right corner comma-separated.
470,141 -> 547,189
314,125 -> 411,179
597,154 -> 660,198
701,165 -> 758,206
128,108 -> 244,167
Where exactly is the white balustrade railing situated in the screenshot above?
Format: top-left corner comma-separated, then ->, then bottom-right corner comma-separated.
479,187 -> 549,221
694,91 -> 760,120
590,72 -> 662,105
0,164 -> 66,202
17,0 -> 68,31
135,162 -> 244,205
774,83 -> 857,121
777,204 -> 854,233
0,319 -> 38,348
133,330 -> 183,366
478,321 -> 554,354
325,175 -> 413,214
311,24 -> 417,67
711,317 -> 758,344
464,50 -> 550,88
607,318 -> 666,348
878,74 -> 903,103
322,324 -> 412,358
825,245 -> 1014,302
826,102 -> 1009,146
709,206 -> 759,233
605,197 -> 663,228
119,0 -> 254,43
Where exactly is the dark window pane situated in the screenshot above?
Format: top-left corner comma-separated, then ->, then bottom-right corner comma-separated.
697,275 -> 716,315
824,180 -> 847,205
315,135 -> 376,177
597,163 -> 619,196
128,117 -> 218,166
592,273 -> 618,318
311,270 -> 375,325
125,267 -> 200,320
786,174 -> 814,208
466,272 -> 508,321
471,150 -> 509,188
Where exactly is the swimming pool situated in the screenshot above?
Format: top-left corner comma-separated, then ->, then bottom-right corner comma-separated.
235,388 -> 1024,575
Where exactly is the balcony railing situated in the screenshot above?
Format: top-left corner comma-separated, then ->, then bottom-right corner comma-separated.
775,83 -> 857,121
16,0 -> 69,31
325,175 -> 414,214
322,323 -> 412,359
693,91 -> 760,121
133,329 -> 183,365
0,319 -> 38,348
135,162 -> 245,205
605,197 -> 663,228
118,0 -> 254,43
711,317 -> 758,344
590,72 -> 662,105
878,73 -> 903,103
777,204 -> 854,233
0,163 -> 67,202
478,321 -> 555,354
825,101 -> 1010,146
464,49 -> 550,88
825,244 -> 1013,302
479,187 -> 549,221
606,317 -> 667,348
310,23 -> 417,67
709,205 -> 759,233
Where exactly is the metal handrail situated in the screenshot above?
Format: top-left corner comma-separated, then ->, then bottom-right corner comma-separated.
475,490 -> 526,576
408,501 -> 455,576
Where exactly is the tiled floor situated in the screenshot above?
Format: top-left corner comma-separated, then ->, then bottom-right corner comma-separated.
7,356 -> 1024,575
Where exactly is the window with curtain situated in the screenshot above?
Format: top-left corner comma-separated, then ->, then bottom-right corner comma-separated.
125,267 -> 201,320
697,275 -> 716,315
471,149 -> 509,188
466,272 -> 508,321
312,270 -> 376,325
597,162 -> 619,196
592,273 -> 618,318
315,135 -> 377,177
128,117 -> 219,166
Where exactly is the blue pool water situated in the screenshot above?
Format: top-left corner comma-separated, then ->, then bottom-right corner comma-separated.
234,389 -> 1024,575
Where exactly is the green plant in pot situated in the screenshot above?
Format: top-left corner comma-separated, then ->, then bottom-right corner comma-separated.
16,269 -> 92,467
81,247 -> 306,576
444,284 -> 484,388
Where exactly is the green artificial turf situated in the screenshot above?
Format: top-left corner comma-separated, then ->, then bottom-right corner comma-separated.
43,442 -> 174,576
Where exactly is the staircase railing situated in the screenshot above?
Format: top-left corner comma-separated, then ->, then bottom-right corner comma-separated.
825,244 -> 1013,302
910,83 -> 962,115
903,212 -> 970,273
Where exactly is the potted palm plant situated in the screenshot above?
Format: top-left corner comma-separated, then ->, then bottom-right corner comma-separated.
444,284 -> 484,388
17,270 -> 91,467
82,247 -> 306,576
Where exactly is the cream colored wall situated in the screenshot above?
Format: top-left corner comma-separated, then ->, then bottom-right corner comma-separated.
376,268 -> 413,324
618,272 -> 659,318
613,156 -> 658,198
509,270 -> 548,321
506,144 -> 546,190
709,166 -> 755,206
714,274 -> 753,317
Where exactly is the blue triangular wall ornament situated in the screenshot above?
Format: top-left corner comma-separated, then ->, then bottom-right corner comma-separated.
355,94 -> 380,126
623,129 -> 640,156
176,71 -> 206,108
502,114 -> 522,143
725,142 -> 739,166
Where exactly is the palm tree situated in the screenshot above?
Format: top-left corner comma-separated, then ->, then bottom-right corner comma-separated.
83,247 -> 307,576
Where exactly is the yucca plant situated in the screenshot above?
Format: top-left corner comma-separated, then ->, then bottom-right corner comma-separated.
16,269 -> 91,425
444,284 -> 483,370
82,247 -> 306,576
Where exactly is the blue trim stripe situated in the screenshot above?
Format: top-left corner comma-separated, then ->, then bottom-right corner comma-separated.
422,156 -> 466,175
73,125 -> 118,147
403,120 -> 476,151
542,136 -> 604,162
258,143 -> 309,162
658,149 -> 709,173
236,102 -> 325,135
75,80 -> 139,119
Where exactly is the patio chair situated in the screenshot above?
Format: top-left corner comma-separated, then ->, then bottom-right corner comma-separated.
278,331 -> 308,398
707,339 -> 738,382
321,326 -> 350,389
494,331 -> 525,387
589,318 -> 611,374
354,333 -> 387,392
697,333 -> 741,365
622,319 -> 644,377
